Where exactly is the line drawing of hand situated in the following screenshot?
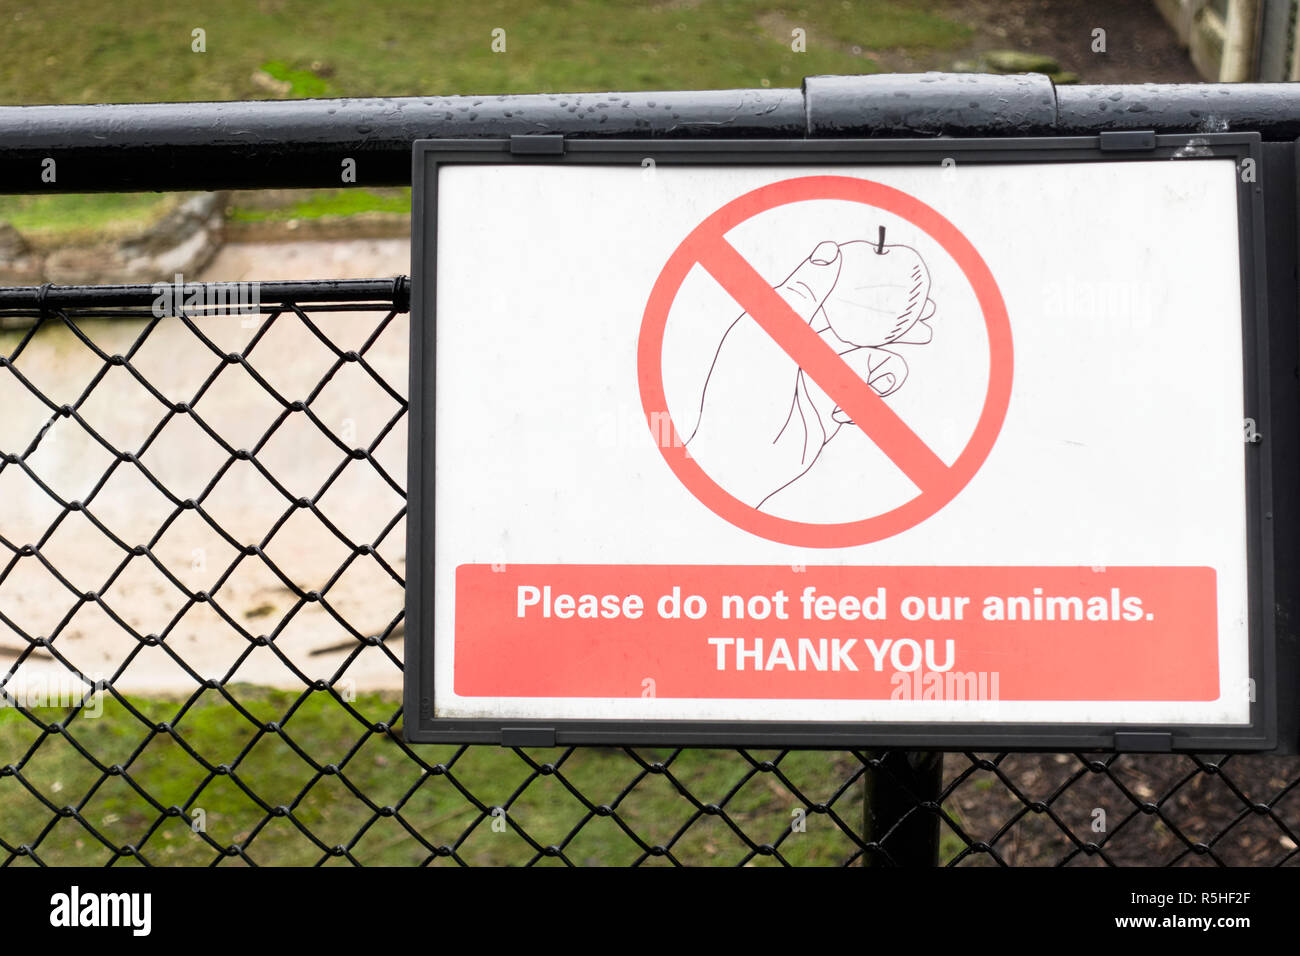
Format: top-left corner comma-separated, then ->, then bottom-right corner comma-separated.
685,230 -> 936,512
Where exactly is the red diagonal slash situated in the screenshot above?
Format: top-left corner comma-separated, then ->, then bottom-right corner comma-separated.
697,236 -> 952,495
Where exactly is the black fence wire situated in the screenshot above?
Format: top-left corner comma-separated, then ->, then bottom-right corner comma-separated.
0,280 -> 1296,867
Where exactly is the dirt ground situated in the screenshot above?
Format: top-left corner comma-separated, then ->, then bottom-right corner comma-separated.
884,0 -> 1201,83
943,751 -> 1300,865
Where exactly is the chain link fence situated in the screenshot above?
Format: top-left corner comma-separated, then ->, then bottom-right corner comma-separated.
0,281 -> 1295,866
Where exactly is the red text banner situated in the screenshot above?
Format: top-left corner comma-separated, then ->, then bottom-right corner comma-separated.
452,565 -> 1219,702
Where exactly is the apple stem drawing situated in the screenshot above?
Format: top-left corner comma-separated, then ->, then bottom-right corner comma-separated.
686,235 -> 937,511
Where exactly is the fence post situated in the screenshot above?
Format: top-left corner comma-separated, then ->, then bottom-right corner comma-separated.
863,750 -> 943,867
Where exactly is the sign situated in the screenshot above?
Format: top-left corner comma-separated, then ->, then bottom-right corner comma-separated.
407,136 -> 1273,750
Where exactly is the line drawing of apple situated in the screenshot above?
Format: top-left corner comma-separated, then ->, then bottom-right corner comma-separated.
814,230 -> 936,351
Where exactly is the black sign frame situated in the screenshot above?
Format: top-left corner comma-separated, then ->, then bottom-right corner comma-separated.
406,134 -> 1275,752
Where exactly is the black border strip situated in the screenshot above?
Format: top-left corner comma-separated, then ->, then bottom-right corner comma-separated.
406,134 -> 1275,752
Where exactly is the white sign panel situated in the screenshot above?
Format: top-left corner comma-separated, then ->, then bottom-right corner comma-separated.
407,137 -> 1269,748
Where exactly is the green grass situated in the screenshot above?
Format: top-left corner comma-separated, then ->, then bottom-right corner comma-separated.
0,0 -> 970,106
227,188 -> 411,223
0,193 -> 178,245
257,59 -> 339,99
0,187 -> 413,245
0,686 -> 868,865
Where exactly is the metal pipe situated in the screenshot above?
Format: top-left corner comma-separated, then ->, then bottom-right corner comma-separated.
5,74 -> 1300,193
862,750 -> 944,867
0,88 -> 804,192
0,277 -> 410,311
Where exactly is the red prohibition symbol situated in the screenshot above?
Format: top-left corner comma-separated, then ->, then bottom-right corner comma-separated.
638,175 -> 1014,549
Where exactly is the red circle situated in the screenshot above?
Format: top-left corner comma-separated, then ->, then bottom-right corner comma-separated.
638,175 -> 1013,548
